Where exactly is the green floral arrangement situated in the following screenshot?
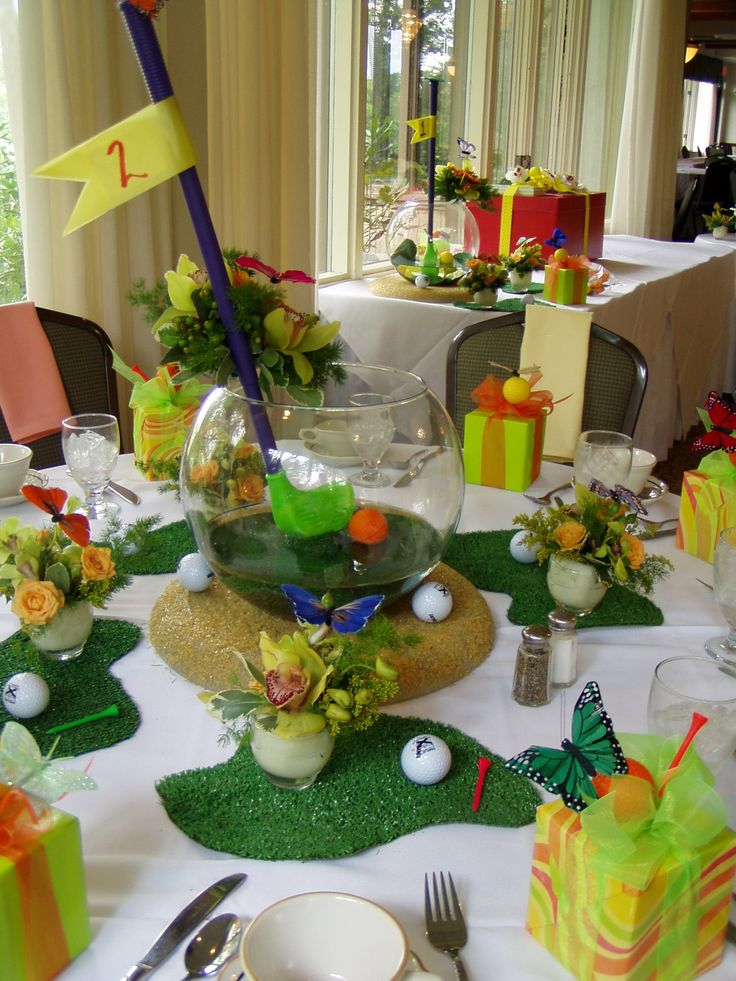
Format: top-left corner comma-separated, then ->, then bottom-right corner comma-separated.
434,161 -> 496,210
128,250 -> 344,404
503,236 -> 545,274
460,253 -> 509,293
512,484 -> 673,595
702,203 -> 736,232
200,620 -> 400,740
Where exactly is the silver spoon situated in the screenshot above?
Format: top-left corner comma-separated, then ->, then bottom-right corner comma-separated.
178,913 -> 242,981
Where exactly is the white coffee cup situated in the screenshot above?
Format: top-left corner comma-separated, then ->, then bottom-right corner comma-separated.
240,891 -> 441,980
626,448 -> 657,495
298,420 -> 356,458
0,444 -> 32,498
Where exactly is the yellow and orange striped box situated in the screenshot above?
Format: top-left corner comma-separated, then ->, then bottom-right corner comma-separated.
0,809 -> 90,981
676,468 -> 736,563
527,801 -> 736,980
543,265 -> 589,305
133,400 -> 202,480
463,410 -> 545,492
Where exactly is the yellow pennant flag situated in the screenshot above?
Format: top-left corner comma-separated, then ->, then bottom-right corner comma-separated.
406,115 -> 436,144
34,97 -> 196,234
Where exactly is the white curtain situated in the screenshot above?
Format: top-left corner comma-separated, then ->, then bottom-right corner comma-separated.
609,0 -> 688,239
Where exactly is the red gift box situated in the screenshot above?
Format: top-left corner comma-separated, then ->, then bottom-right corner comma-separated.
469,191 -> 605,260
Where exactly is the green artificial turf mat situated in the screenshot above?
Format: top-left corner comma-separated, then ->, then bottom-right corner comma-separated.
119,519 -> 195,575
0,619 -> 142,757
444,531 -> 663,628
157,715 -> 540,860
453,298 -> 527,313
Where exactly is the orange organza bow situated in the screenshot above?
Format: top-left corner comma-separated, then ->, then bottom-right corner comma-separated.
0,785 -> 50,858
470,371 -> 555,419
545,254 -> 592,275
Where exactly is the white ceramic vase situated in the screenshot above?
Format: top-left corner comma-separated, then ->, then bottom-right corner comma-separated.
30,601 -> 94,662
712,225 -> 731,240
250,712 -> 335,790
508,269 -> 533,291
473,287 -> 498,306
546,555 -> 608,616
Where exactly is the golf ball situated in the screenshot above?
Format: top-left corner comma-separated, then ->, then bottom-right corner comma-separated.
414,274 -> 430,288
401,734 -> 452,785
177,553 -> 215,592
509,530 -> 541,564
2,672 -> 50,719
411,581 -> 453,622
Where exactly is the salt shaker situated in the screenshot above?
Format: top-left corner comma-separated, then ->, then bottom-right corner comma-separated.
548,608 -> 578,688
512,625 -> 551,706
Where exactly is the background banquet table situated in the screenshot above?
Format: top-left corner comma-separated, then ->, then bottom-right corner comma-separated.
1,456 -> 735,980
319,235 -> 736,462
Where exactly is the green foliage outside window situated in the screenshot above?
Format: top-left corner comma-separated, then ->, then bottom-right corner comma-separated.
0,118 -> 25,303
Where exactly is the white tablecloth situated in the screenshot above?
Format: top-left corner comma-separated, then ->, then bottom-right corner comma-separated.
1,456 -> 734,981
319,235 -> 736,461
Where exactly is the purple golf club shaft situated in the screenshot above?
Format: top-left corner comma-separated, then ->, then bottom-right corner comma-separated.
426,79 -> 439,241
118,1 -> 279,469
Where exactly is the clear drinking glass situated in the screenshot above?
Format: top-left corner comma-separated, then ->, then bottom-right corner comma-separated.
573,430 -> 633,490
705,526 -> 736,666
347,392 -> 395,487
647,655 -> 736,773
61,413 -> 120,520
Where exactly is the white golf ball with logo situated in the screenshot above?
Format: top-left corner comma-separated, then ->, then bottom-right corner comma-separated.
400,734 -> 452,785
177,552 -> 215,592
411,582 -> 453,623
2,672 -> 50,719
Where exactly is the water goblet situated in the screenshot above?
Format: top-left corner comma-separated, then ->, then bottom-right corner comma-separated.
573,430 -> 633,491
647,655 -> 736,773
347,392 -> 395,487
61,413 -> 120,520
705,526 -> 736,666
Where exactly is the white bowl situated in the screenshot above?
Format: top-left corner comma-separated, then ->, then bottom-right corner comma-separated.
240,892 -> 419,980
627,447 -> 657,495
0,444 -> 32,498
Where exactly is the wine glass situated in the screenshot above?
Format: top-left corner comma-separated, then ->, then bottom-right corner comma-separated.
647,655 -> 736,773
705,527 -> 736,666
61,413 -> 120,520
347,392 -> 395,487
573,430 -> 633,490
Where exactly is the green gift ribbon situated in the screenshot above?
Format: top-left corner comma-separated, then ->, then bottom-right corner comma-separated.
111,349 -> 210,410
698,449 -> 736,485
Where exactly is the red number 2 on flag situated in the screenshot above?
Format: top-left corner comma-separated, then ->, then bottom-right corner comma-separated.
107,140 -> 149,188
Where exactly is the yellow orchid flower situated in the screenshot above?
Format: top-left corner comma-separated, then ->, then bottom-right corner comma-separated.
263,308 -> 341,385
151,255 -> 209,338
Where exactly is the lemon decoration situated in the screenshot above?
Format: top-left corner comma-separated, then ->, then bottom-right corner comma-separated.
553,248 -> 568,262
439,250 -> 454,266
502,372 -> 532,404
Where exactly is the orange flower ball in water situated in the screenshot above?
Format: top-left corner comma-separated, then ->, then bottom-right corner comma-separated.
347,508 -> 389,545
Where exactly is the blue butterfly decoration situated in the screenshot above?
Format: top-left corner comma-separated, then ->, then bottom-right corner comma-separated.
281,585 -> 384,635
457,137 -> 476,159
505,681 -> 627,811
588,479 -> 647,516
544,227 -> 567,249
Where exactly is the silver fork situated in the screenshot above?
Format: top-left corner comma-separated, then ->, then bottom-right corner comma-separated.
523,480 -> 571,506
424,872 -> 468,980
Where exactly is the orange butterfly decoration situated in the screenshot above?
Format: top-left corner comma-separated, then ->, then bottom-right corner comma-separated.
21,487 -> 91,548
129,0 -> 168,17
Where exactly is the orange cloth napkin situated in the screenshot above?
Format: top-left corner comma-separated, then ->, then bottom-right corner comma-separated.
0,302 -> 72,441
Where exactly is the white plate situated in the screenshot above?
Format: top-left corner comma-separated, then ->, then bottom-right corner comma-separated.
0,470 -> 49,507
304,442 -> 360,468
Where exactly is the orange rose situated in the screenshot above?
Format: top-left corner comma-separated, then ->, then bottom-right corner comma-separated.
11,579 -> 65,626
190,460 -> 219,483
235,473 -> 264,503
555,520 -> 587,552
81,545 -> 116,581
621,532 -> 645,570
233,443 -> 257,460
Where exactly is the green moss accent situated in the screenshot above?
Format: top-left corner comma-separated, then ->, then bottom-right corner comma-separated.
444,531 -> 663,628
156,715 -> 540,860
0,620 -> 141,757
120,519 -> 195,575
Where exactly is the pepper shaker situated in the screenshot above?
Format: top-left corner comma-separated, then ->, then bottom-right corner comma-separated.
548,608 -> 578,688
512,624 -> 551,706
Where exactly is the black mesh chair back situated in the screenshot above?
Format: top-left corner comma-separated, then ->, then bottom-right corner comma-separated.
446,311 -> 647,450
0,306 -> 120,468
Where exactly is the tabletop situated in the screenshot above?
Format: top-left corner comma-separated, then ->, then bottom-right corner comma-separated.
319,235 -> 736,461
2,456 -> 735,981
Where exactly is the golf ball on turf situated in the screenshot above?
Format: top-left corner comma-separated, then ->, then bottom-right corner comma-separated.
509,530 -> 541,564
411,581 -> 453,622
177,553 -> 214,592
2,672 -> 50,719
401,734 -> 452,785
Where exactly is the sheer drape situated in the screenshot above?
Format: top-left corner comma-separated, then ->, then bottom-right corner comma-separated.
609,0 -> 688,239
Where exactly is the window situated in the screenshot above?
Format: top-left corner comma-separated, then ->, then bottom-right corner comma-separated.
0,36 -> 25,303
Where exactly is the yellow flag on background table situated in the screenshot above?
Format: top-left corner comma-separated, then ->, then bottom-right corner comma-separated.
520,306 -> 592,459
34,97 -> 196,234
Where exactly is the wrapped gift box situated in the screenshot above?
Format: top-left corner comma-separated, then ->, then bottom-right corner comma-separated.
543,264 -> 589,305
464,410 -> 545,491
527,800 -> 736,980
1,808 -> 91,981
676,458 -> 736,563
133,398 -> 202,480
469,191 -> 605,260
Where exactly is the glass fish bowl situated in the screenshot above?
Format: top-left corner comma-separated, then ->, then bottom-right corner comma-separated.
180,364 -> 464,613
385,195 -> 480,279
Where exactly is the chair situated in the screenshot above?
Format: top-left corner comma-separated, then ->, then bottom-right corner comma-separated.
0,307 -> 120,468
675,155 -> 736,240
445,311 -> 647,449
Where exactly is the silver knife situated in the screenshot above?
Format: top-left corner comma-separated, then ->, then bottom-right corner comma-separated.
393,446 -> 442,487
118,872 -> 247,981
107,480 -> 141,505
